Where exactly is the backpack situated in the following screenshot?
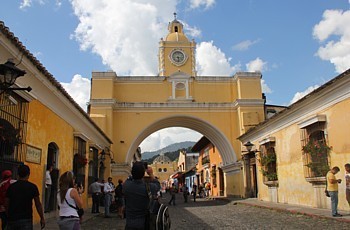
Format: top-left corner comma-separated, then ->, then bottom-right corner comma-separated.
146,183 -> 171,230
0,179 -> 11,206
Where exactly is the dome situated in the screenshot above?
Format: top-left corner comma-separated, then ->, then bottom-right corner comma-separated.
165,32 -> 189,42
153,154 -> 171,164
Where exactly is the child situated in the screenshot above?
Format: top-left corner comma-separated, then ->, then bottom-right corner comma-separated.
345,163 -> 350,207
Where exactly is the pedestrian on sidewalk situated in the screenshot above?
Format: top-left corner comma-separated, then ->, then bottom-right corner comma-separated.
326,166 -> 342,217
344,163 -> 350,207
115,179 -> 125,219
5,165 -> 45,230
57,171 -> 84,229
103,177 -> 115,218
168,183 -> 176,205
88,178 -> 103,214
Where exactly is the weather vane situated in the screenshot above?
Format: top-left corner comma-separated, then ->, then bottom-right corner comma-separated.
173,12 -> 177,20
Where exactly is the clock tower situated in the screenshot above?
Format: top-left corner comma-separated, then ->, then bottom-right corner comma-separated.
158,13 -> 196,77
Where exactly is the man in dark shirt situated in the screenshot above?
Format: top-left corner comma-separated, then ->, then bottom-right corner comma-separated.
5,164 -> 45,230
123,161 -> 160,230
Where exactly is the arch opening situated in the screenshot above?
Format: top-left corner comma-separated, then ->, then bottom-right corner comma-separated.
126,115 -> 237,172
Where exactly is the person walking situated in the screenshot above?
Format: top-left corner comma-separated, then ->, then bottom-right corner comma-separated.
57,171 -> 84,229
345,163 -> 350,207
192,184 -> 197,202
326,166 -> 342,217
103,177 -> 114,218
5,164 -> 45,229
115,179 -> 125,219
0,170 -> 16,230
183,185 -> 189,203
88,178 -> 103,214
44,164 -> 53,213
123,161 -> 160,230
168,183 -> 176,206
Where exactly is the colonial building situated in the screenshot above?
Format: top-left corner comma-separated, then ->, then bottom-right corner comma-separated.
192,136 -> 225,197
176,150 -> 199,193
150,153 -> 177,191
239,69 -> 350,211
0,21 -> 112,224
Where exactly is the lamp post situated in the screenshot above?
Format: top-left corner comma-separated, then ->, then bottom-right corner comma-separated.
0,59 -> 32,95
242,141 -> 259,198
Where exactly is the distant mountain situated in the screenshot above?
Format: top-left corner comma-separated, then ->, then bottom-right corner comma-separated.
141,141 -> 196,160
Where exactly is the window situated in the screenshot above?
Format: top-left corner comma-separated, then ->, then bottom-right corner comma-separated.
202,148 -> 210,165
301,121 -> 330,178
73,136 -> 87,187
158,168 -> 162,172
163,168 -> 167,172
0,93 -> 29,163
259,142 -> 278,182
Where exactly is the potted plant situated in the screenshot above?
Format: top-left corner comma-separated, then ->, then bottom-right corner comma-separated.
302,139 -> 331,177
259,153 -> 278,182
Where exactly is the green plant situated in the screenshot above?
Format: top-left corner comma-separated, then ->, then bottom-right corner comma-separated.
261,170 -> 278,181
259,153 -> 278,181
302,139 -> 331,177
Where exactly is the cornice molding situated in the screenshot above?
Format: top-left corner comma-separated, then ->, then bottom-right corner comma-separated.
240,72 -> 350,142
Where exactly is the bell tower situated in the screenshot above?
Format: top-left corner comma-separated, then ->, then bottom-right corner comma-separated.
158,13 -> 196,77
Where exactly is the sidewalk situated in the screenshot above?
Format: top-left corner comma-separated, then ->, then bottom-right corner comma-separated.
217,197 -> 350,223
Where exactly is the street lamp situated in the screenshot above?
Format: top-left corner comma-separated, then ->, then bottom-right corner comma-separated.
243,141 -> 254,152
0,59 -> 32,94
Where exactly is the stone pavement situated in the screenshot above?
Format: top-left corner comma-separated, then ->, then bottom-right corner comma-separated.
35,194 -> 350,229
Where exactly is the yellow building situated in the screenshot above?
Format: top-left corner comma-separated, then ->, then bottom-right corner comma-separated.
0,21 -> 112,224
150,153 -> 177,191
239,69 -> 350,211
192,136 -> 225,197
89,15 -> 265,197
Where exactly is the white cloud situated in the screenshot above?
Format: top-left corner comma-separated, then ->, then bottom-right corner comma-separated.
140,128 -> 202,152
196,41 -> 240,76
70,0 -> 177,76
232,39 -> 260,51
261,79 -> 272,94
246,57 -> 267,72
190,0 -> 216,10
60,74 -> 90,111
289,85 -> 319,105
182,22 -> 202,38
20,0 -> 32,9
313,9 -> 350,73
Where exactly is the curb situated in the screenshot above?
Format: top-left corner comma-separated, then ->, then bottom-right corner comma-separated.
236,201 -> 350,223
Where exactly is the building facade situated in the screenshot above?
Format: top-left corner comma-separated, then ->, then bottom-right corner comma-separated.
0,21 -> 112,224
192,136 -> 225,197
239,69 -> 350,211
89,15 -> 265,197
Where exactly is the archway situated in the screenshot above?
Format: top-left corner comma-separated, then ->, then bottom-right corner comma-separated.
125,115 -> 237,172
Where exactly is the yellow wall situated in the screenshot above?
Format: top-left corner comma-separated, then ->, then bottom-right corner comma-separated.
253,97 -> 350,210
25,100 -> 90,223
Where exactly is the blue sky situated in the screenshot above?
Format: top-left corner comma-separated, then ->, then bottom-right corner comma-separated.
1,0 -> 350,151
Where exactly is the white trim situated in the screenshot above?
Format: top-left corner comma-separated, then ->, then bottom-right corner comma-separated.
74,132 -> 89,142
298,115 -> 326,129
259,137 -> 276,145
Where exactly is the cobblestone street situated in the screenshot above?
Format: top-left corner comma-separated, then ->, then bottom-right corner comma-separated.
79,193 -> 350,230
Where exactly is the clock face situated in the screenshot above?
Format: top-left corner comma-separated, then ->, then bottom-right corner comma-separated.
171,50 -> 185,63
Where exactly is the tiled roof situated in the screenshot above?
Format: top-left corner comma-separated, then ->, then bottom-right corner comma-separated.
0,21 -> 112,144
